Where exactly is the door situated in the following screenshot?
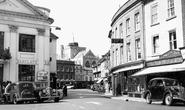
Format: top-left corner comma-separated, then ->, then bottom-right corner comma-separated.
155,80 -> 164,99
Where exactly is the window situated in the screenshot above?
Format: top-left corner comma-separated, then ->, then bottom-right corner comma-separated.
169,30 -> 177,50
85,76 -> 88,81
119,23 -> 123,38
120,45 -> 124,64
85,61 -> 90,67
135,13 -> 140,31
126,18 -> 130,35
115,28 -> 118,38
66,66 -> 69,72
112,51 -> 114,66
127,43 -> 131,62
19,65 -> 35,81
115,49 -> 118,65
92,61 -> 96,67
167,0 -> 175,18
153,35 -> 159,54
136,39 -> 141,60
90,77 -> 92,81
151,3 -> 158,24
66,75 -> 68,79
19,34 -> 35,52
0,32 -> 4,58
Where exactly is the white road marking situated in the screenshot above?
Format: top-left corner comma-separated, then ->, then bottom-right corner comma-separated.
86,102 -> 101,105
79,106 -> 85,109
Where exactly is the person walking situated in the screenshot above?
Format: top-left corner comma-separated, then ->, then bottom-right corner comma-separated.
63,84 -> 67,96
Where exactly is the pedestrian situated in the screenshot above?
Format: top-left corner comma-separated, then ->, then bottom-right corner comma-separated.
3,81 -> 11,104
63,84 -> 67,96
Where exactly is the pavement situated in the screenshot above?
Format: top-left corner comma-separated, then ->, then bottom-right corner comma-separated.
102,91 -> 146,103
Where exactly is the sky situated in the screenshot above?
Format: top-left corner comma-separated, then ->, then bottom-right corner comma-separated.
29,0 -> 127,58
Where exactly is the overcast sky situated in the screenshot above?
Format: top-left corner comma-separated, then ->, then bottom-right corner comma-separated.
29,0 -> 127,58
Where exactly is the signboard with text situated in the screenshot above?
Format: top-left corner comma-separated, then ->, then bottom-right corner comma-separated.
37,70 -> 48,81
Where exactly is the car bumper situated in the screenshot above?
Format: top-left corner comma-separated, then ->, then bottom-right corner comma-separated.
40,96 -> 60,100
17,97 -> 37,101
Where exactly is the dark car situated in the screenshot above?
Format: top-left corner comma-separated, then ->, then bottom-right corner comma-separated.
144,77 -> 185,106
34,82 -> 61,103
2,81 -> 37,104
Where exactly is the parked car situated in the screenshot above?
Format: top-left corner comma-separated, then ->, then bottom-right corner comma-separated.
2,81 -> 37,104
144,77 -> 185,106
34,82 -> 61,103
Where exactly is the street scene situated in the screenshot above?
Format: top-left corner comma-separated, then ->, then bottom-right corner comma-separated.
0,89 -> 185,110
1,0 -> 185,109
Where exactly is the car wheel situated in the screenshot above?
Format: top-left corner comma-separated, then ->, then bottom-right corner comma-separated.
165,94 -> 173,106
146,93 -> 152,104
13,95 -> 18,104
54,98 -> 59,102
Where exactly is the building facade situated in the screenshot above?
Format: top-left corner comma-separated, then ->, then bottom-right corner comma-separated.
132,0 -> 185,90
109,0 -> 145,96
57,60 -> 75,88
0,0 -> 55,87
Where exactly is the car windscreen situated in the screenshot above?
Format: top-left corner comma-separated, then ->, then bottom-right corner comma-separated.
18,83 -> 34,91
164,79 -> 179,86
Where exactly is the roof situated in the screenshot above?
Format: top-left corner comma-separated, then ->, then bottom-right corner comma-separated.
73,50 -> 87,59
0,0 -> 53,24
50,32 -> 58,39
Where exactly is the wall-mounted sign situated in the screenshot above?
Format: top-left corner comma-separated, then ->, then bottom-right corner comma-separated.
37,70 -> 48,81
111,38 -> 123,43
17,60 -> 38,65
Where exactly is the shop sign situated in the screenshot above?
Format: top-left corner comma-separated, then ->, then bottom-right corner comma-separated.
111,38 -> 123,43
37,70 -> 48,81
18,60 -> 37,64
146,57 -> 183,67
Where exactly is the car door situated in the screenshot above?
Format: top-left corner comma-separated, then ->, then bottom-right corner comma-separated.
155,80 -> 165,99
150,80 -> 158,99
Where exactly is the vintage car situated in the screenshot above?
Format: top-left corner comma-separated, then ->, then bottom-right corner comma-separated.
2,81 -> 37,104
34,82 -> 62,103
144,77 -> 185,106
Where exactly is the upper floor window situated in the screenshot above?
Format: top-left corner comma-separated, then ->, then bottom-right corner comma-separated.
126,18 -> 130,35
19,34 -> 35,52
115,28 -> 118,38
151,3 -> 158,25
167,0 -> 175,18
136,39 -> 141,60
127,42 -> 131,62
85,61 -> 90,67
115,49 -> 118,65
135,13 -> 140,31
92,61 -> 96,67
119,23 -> 123,38
152,35 -> 159,54
169,30 -> 177,50
120,45 -> 124,64
0,32 -> 4,55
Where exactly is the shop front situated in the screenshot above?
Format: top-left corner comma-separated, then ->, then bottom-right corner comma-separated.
132,50 -> 185,97
111,60 -> 145,96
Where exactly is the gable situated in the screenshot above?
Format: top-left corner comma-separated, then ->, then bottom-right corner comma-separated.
84,50 -> 96,59
0,0 -> 46,17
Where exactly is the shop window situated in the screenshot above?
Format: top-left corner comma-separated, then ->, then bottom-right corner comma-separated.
19,65 -> 35,81
19,34 -> 35,52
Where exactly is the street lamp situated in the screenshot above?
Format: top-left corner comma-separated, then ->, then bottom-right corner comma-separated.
50,26 -> 61,30
179,47 -> 185,60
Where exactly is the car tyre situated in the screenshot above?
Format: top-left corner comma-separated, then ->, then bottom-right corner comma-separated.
13,95 -> 18,104
54,98 -> 59,102
165,94 -> 173,106
146,93 -> 152,104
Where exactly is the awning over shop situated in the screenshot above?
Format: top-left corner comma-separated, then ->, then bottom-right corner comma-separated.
113,63 -> 144,74
132,62 -> 185,77
96,78 -> 103,83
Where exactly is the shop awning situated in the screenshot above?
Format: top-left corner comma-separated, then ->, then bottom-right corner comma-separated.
113,63 -> 144,74
96,78 -> 103,83
132,62 -> 185,77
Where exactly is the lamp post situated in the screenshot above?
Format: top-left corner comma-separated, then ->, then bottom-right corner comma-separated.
179,47 -> 185,60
